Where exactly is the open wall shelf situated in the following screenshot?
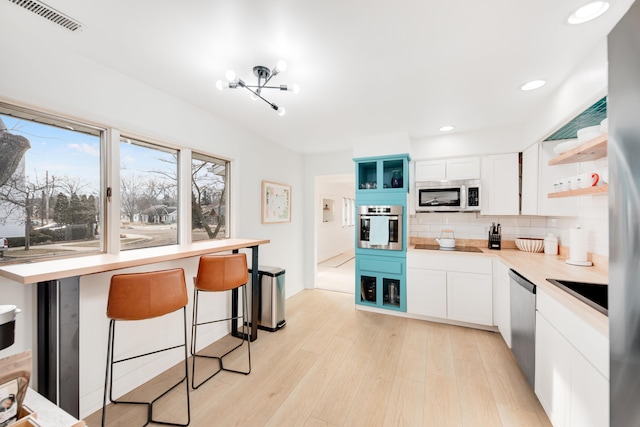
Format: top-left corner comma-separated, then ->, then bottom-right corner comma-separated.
548,184 -> 608,198
548,133 -> 607,166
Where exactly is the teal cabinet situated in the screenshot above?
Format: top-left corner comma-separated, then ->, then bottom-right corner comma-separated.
354,154 -> 409,313
355,154 -> 410,195
356,254 -> 406,312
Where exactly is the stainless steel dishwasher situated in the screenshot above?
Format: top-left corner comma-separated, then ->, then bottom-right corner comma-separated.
509,269 -> 536,388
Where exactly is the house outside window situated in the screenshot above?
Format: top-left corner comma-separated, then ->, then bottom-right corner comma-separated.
120,137 -> 179,250
0,101 -> 231,264
0,103 -> 103,263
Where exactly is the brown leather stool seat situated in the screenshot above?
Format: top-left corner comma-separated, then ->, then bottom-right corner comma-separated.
191,253 -> 251,389
102,268 -> 190,427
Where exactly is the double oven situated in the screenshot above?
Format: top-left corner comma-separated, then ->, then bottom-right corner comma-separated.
357,205 -> 403,251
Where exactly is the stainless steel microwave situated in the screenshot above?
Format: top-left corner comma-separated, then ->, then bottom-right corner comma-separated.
416,179 -> 481,212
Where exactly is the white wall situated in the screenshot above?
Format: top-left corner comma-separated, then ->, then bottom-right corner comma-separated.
302,150 -> 354,289
353,131 -> 411,158
316,177 -> 355,262
0,23 -> 305,417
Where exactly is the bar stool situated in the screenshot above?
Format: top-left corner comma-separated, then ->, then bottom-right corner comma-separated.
191,253 -> 251,389
102,268 -> 190,427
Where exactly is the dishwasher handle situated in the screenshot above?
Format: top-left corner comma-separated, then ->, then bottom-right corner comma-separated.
509,269 -> 536,294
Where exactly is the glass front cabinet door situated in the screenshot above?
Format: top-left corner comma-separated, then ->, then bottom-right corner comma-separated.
356,255 -> 406,312
355,155 -> 410,194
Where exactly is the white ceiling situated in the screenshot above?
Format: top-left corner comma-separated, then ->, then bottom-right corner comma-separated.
2,0 -> 634,153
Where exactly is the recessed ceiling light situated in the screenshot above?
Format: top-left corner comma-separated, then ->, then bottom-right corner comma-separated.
520,80 -> 546,91
568,1 -> 610,24
439,125 -> 455,132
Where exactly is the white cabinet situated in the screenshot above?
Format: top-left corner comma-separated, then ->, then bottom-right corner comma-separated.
446,157 -> 481,180
414,157 -> 480,181
535,288 -> 609,427
447,272 -> 493,325
570,349 -> 609,427
521,141 -> 578,216
521,144 -> 539,215
492,259 -> 511,347
406,252 -> 492,326
480,153 -> 519,215
415,160 -> 446,181
535,312 -> 572,426
407,269 -> 447,318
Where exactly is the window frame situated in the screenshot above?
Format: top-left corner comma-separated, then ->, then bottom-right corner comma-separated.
191,151 -> 231,242
0,100 -> 233,265
0,101 -> 106,262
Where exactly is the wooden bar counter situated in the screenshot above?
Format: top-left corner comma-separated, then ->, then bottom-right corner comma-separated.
0,238 -> 270,418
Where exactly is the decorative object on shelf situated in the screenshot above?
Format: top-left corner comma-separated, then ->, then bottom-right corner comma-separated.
595,166 -> 608,183
600,117 -> 609,133
262,181 -> 292,223
391,170 -> 403,188
515,237 -> 544,253
549,183 -> 608,198
577,125 -> 603,144
216,60 -> 300,116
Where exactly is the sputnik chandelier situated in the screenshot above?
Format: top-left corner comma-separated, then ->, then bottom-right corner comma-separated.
216,60 -> 300,116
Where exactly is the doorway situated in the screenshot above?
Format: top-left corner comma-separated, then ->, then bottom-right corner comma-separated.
315,174 -> 355,294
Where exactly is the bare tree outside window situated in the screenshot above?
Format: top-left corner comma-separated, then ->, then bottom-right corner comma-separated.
0,109 -> 102,263
120,138 -> 178,250
192,153 -> 228,241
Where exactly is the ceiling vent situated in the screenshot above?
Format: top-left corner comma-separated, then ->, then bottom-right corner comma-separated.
8,0 -> 82,32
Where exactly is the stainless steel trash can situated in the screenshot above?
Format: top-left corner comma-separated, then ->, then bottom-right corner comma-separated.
248,266 -> 286,331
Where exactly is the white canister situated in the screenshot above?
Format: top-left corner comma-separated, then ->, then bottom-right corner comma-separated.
544,233 -> 558,255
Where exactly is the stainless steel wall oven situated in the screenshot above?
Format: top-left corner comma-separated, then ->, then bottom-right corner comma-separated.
357,205 -> 403,251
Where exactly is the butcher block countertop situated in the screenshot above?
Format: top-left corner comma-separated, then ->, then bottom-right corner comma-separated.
0,238 -> 270,285
409,244 -> 609,337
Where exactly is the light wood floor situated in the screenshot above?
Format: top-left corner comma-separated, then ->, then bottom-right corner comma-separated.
86,289 -> 551,427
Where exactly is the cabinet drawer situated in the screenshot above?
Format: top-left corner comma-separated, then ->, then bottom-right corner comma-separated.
537,288 -> 609,379
407,252 -> 491,274
359,258 -> 403,275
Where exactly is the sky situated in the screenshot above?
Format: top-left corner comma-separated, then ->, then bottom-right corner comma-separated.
2,114 -> 101,194
2,115 -> 178,196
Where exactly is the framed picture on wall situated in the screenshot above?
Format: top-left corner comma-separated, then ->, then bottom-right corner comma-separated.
262,181 -> 292,223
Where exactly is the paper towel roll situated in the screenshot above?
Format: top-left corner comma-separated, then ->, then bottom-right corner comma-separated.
567,227 -> 592,266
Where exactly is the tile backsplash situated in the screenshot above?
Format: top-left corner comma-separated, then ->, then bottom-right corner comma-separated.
409,194 -> 608,256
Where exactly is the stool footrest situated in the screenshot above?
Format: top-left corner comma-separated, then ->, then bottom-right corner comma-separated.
109,374 -> 189,427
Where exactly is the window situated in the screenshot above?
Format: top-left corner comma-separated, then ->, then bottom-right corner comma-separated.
342,197 -> 355,227
120,137 -> 178,250
191,152 -> 229,241
0,103 -> 103,263
0,101 -> 233,264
